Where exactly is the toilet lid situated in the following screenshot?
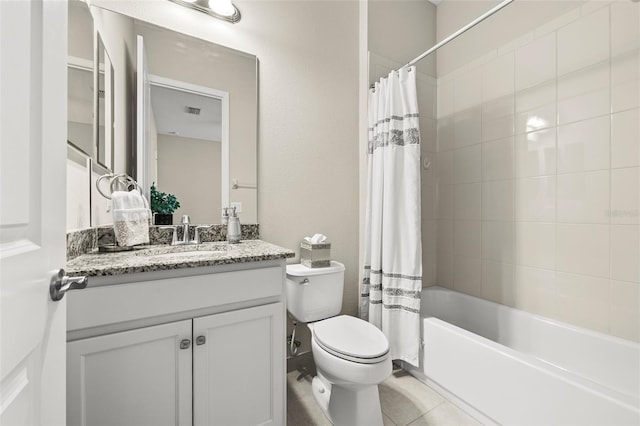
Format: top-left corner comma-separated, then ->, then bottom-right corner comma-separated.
312,315 -> 389,364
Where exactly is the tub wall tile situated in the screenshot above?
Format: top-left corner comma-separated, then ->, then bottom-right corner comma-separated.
434,0 -> 640,342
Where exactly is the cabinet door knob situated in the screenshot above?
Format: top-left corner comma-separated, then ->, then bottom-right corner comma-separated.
196,335 -> 206,345
180,339 -> 191,350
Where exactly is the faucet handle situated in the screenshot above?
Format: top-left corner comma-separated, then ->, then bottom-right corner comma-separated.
193,225 -> 213,244
159,225 -> 178,245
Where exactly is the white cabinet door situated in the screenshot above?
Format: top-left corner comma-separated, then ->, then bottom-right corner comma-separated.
67,320 -> 193,426
193,303 -> 285,426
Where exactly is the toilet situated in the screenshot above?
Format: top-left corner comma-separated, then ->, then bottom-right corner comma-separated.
286,261 -> 392,426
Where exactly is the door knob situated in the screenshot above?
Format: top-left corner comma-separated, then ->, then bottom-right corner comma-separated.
50,269 -> 88,301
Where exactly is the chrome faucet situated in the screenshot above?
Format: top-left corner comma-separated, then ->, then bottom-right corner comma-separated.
180,215 -> 191,245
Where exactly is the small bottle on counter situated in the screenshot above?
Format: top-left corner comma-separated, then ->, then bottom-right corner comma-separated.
227,207 -> 241,244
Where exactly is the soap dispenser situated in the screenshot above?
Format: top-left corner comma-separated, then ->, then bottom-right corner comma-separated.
227,207 -> 241,244
222,207 -> 229,226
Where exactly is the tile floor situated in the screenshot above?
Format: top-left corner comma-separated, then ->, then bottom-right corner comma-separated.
287,368 -> 481,426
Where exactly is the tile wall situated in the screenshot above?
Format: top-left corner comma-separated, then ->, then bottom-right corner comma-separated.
434,0 -> 639,341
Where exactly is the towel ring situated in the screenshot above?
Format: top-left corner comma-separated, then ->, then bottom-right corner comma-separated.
96,173 -> 142,200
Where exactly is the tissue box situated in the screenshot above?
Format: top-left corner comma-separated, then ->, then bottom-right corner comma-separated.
300,241 -> 331,268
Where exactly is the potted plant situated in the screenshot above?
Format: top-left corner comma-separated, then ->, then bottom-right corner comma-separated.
150,183 -> 180,225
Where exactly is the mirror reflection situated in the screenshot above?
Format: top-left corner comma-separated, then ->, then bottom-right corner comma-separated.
135,19 -> 258,224
66,1 -> 258,229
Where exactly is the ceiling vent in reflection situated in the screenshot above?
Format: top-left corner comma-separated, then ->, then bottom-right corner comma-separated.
185,106 -> 201,115
169,0 -> 241,24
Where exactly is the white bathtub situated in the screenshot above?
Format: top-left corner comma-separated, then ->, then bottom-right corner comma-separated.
403,286 -> 640,425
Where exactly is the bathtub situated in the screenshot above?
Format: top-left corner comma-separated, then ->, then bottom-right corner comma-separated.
402,286 -> 640,425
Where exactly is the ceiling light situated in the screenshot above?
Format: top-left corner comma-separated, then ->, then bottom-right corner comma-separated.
169,0 -> 241,24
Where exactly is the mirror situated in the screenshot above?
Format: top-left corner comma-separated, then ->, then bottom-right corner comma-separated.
135,19 -> 258,224
77,5 -> 258,225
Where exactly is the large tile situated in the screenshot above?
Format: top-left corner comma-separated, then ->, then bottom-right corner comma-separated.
515,129 -> 556,178
515,176 -> 556,222
515,33 -> 556,91
437,184 -> 454,220
437,219 -> 454,255
515,81 -> 556,134
555,272 -> 610,333
437,116 -> 455,153
454,145 -> 481,184
515,222 -> 556,270
557,116 -> 610,173
610,280 -> 640,342
482,180 -> 514,221
454,220 -> 481,258
454,107 -> 482,149
455,68 -> 483,113
454,183 -> 481,221
436,252 -> 454,289
514,265 -> 557,317
482,220 -> 515,264
437,151 -> 454,185
611,0 -> 640,57
611,108 -> 640,169
482,260 -> 516,306
611,50 -> 640,113
483,52 -> 514,102
482,96 -> 515,143
611,167 -> 640,225
611,225 -> 640,283
380,370 -> 445,426
557,7 -> 609,76
453,256 -> 482,297
482,137 -> 514,181
557,63 -> 609,125
556,223 -> 610,278
557,170 -> 610,224
438,80 -> 455,120
409,401 -> 480,426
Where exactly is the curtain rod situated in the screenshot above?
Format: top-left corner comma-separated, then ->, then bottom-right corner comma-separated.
406,0 -> 515,68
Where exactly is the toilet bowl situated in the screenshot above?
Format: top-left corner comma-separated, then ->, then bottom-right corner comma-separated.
286,262 -> 392,426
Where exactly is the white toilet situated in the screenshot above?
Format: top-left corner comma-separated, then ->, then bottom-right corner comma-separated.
286,261 -> 392,426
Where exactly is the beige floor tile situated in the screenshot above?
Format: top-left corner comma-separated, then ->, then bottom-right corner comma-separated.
380,370 -> 445,426
408,401 -> 481,426
287,370 -> 478,426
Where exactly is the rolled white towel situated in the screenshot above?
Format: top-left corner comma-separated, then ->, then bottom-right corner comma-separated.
111,189 -> 150,246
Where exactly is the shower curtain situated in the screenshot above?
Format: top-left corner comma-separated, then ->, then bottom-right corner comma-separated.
361,66 -> 422,367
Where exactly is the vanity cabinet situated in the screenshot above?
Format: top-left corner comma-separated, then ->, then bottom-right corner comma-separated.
66,261 -> 286,426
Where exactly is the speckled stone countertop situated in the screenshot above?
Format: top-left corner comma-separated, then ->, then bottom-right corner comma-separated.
66,240 -> 295,277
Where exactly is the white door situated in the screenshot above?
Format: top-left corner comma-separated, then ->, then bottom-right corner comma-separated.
0,0 -> 68,424
67,321 -> 193,426
193,303 -> 285,426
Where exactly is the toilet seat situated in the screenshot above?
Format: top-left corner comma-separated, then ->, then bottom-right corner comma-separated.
312,315 -> 389,364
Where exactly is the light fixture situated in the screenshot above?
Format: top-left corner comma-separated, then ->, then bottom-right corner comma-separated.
169,0 -> 241,24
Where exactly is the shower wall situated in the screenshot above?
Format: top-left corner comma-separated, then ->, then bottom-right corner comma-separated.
434,0 -> 640,341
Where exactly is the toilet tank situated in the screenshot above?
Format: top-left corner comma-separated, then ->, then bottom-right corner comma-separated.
286,261 -> 345,323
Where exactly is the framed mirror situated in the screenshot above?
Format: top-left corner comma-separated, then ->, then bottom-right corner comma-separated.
134,19 -> 258,224
75,5 -> 258,226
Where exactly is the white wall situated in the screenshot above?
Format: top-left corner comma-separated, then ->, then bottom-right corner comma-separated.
435,0 -> 640,341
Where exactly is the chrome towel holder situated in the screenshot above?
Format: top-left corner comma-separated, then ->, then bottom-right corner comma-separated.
96,173 -> 142,200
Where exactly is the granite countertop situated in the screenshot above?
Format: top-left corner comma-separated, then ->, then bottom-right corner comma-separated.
66,240 -> 295,277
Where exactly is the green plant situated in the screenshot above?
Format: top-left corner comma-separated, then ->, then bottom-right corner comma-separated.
150,184 -> 181,215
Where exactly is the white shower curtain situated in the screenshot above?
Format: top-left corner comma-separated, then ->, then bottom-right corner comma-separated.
361,66 -> 422,367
